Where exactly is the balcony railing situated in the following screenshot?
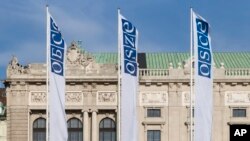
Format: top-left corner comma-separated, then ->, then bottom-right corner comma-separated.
139,69 -> 169,77
139,68 -> 250,77
225,68 -> 250,76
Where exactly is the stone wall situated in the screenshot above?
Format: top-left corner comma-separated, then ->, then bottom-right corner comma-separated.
0,120 -> 7,141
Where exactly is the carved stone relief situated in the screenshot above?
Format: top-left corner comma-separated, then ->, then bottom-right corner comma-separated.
97,91 -> 117,105
67,42 -> 82,65
225,91 -> 250,105
66,41 -> 116,75
30,92 -> 47,105
66,41 -> 99,69
66,92 -> 83,105
29,91 -> 83,105
140,91 -> 168,106
182,91 -> 195,106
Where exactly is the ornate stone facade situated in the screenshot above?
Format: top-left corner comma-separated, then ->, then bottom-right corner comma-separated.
4,42 -> 250,141
140,91 -> 168,106
225,91 -> 250,106
97,91 -> 117,106
30,92 -> 46,105
66,92 -> 83,105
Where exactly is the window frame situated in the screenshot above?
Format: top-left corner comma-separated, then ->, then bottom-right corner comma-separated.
147,130 -> 161,141
67,118 -> 83,141
33,118 -> 46,141
232,108 -> 247,118
99,118 -> 116,141
147,108 -> 161,117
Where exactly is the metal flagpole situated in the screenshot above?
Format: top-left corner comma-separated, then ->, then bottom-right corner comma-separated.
46,5 -> 49,141
190,7 -> 193,141
117,8 -> 121,141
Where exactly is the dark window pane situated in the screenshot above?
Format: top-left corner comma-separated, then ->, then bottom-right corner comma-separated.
147,130 -> 161,141
99,118 -> 116,141
192,108 -> 194,118
147,109 -> 161,117
233,109 -> 246,117
33,118 -> 46,141
104,119 -> 111,128
67,118 -> 83,141
112,132 -> 116,141
104,132 -> 111,141
99,132 -> 103,140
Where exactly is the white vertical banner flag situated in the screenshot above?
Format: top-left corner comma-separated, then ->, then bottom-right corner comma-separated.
118,11 -> 138,141
192,11 -> 213,141
47,8 -> 68,141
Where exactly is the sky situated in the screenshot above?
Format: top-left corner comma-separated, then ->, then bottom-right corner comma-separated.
1,0 -> 250,87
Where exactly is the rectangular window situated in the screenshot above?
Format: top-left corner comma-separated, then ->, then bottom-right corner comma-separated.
147,109 -> 161,117
233,109 -> 246,117
147,130 -> 161,141
192,108 -> 194,118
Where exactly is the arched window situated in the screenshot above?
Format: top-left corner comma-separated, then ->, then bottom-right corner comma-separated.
33,118 -> 46,141
68,118 -> 83,141
99,118 -> 116,141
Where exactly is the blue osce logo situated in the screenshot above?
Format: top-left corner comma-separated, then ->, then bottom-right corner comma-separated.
50,18 -> 65,76
122,19 -> 137,76
196,18 -> 212,78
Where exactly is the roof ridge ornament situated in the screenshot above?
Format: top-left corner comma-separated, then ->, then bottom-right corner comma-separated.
7,56 -> 30,77
66,41 -> 100,74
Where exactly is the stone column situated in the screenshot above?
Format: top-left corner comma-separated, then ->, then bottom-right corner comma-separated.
92,111 -> 97,141
83,111 -> 89,141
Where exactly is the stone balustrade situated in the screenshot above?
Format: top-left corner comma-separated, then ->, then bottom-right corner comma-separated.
224,68 -> 250,76
139,68 -> 250,76
139,69 -> 169,77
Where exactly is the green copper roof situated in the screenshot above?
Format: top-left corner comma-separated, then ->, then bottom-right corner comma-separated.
93,53 -> 118,64
92,52 -> 250,69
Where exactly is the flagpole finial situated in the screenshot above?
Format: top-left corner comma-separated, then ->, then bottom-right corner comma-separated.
117,8 -> 121,14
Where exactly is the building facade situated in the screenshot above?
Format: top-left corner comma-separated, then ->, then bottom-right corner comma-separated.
4,41 -> 250,141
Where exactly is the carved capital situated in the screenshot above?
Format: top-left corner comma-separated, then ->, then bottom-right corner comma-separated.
91,83 -> 97,89
83,92 -> 88,97
91,108 -> 98,113
83,82 -> 88,88
169,83 -> 174,89
220,83 -> 226,89
177,83 -> 182,91
82,109 -> 89,113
